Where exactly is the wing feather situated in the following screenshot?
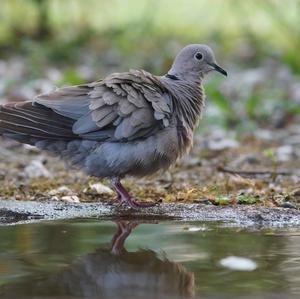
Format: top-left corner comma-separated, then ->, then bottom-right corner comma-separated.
32,70 -> 173,142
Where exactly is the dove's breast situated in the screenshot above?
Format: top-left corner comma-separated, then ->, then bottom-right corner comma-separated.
82,124 -> 180,178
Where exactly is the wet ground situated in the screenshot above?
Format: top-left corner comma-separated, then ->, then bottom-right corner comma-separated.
1,219 -> 300,299
1,199 -> 300,227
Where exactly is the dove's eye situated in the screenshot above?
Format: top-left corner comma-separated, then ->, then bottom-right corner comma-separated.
194,52 -> 203,60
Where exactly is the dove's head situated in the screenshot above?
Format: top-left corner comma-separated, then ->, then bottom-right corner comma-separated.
168,44 -> 227,81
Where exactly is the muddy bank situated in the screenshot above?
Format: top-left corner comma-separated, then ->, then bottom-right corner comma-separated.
0,199 -> 299,227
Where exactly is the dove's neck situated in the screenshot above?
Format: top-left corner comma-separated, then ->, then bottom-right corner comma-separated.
161,75 -> 205,157
167,67 -> 203,85
161,72 -> 205,130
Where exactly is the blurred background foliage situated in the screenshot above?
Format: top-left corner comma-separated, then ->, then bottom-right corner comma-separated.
0,0 -> 299,131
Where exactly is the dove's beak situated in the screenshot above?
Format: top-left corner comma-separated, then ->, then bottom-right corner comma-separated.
209,63 -> 228,76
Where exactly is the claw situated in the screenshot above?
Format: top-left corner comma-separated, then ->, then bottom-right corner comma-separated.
110,177 -> 161,209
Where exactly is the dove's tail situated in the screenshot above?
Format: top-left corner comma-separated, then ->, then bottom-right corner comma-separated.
0,101 -> 77,145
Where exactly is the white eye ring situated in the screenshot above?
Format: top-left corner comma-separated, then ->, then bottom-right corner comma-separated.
194,52 -> 203,60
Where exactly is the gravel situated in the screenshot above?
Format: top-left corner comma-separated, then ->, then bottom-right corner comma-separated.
0,199 -> 299,227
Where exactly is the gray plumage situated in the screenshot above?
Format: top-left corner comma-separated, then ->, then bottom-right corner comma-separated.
0,44 -> 227,208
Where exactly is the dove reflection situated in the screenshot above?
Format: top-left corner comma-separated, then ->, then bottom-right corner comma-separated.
1,221 -> 195,299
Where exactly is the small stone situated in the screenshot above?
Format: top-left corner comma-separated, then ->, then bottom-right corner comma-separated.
61,195 -> 80,203
48,186 -> 73,196
276,145 -> 293,162
46,68 -> 63,82
280,202 -> 296,209
23,144 -> 40,152
207,138 -> 239,151
24,160 -> 51,178
84,182 -> 113,195
50,196 -> 60,201
199,199 -> 213,205
254,129 -> 274,141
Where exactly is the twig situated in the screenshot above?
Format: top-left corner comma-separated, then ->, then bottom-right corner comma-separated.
217,166 -> 293,177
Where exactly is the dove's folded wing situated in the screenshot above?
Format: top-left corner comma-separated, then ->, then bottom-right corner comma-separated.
36,70 -> 173,142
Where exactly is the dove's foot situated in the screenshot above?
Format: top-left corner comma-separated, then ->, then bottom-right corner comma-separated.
110,177 -> 161,209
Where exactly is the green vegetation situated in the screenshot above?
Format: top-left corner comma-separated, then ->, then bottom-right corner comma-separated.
1,0 -> 299,70
1,0 -> 299,130
0,1 -> 300,209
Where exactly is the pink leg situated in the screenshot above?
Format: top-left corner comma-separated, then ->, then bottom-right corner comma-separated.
110,177 -> 161,209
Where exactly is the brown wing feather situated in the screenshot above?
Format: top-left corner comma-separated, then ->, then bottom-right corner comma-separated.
0,70 -> 173,144
79,69 -> 173,141
0,102 -> 76,140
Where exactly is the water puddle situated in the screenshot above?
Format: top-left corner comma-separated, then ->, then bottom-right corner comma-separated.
0,220 -> 300,299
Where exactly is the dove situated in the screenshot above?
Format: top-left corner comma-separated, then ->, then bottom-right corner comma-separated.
0,44 -> 227,209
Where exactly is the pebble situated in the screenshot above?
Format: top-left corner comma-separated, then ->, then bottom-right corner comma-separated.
254,129 -> 275,141
24,160 -> 51,178
207,138 -> 239,151
276,145 -> 293,162
23,144 -> 40,153
200,199 -> 213,205
280,202 -> 296,209
48,186 -> 73,196
84,182 -> 114,195
61,195 -> 80,203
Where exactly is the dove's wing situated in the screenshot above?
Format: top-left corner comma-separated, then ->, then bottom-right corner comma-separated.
35,70 -> 173,142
